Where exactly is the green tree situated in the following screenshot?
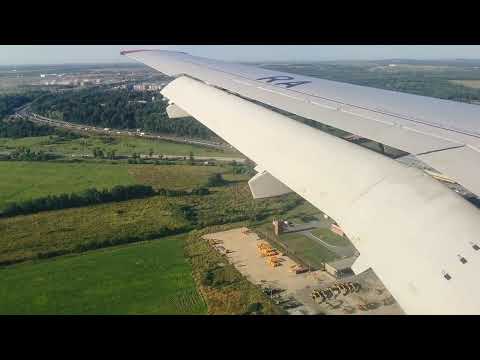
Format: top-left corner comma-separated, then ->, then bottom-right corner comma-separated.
207,173 -> 226,187
188,151 -> 195,165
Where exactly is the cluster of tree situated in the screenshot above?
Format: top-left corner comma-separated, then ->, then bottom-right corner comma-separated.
157,187 -> 210,197
4,147 -> 57,161
207,173 -> 227,187
127,157 -> 176,165
30,88 -> 216,139
231,162 -> 256,176
0,92 -> 42,119
92,147 -> 116,159
0,118 -> 58,138
1,184 -> 211,218
176,204 -> 198,223
1,184 -> 156,217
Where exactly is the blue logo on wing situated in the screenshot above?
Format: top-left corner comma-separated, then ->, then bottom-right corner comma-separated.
256,75 -> 311,89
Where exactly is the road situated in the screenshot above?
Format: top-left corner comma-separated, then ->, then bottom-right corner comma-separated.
15,106 -> 234,151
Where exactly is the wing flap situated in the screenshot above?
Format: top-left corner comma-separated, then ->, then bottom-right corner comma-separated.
417,145 -> 480,195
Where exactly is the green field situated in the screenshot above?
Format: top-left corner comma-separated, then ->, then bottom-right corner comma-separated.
278,232 -> 339,268
0,195 -> 190,265
0,161 -> 135,209
0,179 -> 303,266
128,164 -> 249,190
311,228 -> 352,247
0,135 -> 238,157
0,161 -> 248,211
0,234 -> 207,315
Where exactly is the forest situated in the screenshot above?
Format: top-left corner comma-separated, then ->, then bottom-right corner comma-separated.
0,118 -> 58,138
0,92 -> 43,119
31,88 -> 216,139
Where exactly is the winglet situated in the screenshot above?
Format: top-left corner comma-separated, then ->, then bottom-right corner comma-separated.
120,49 -> 189,56
120,49 -> 153,56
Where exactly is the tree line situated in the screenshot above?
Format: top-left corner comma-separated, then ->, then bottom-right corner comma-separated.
0,118 -> 59,138
2,146 -> 58,161
30,88 -> 216,139
1,185 -> 156,217
1,184 -> 212,217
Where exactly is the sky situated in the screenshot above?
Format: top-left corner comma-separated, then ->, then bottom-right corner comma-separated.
2,45 -> 480,65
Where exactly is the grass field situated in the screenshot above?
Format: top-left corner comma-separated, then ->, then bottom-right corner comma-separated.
128,164 -> 249,190
0,234 -> 207,315
0,135 -> 238,157
449,80 -> 480,89
0,161 -> 135,210
278,232 -> 339,268
0,179 -> 303,266
311,228 -> 352,247
0,160 -> 248,210
0,195 -> 190,265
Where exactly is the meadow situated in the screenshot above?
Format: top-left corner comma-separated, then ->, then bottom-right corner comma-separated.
0,161 -> 135,210
0,160 -> 247,211
0,134 -> 238,157
127,163 -> 248,190
278,232 -> 338,268
0,177 -> 306,265
0,195 -> 190,265
311,228 -> 352,247
0,139 -> 304,314
0,234 -> 207,315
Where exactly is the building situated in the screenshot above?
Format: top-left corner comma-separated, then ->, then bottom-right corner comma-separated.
133,84 -> 145,91
324,257 -> 356,278
272,218 -> 285,236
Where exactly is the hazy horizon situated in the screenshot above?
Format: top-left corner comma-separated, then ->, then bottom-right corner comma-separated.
2,45 -> 480,66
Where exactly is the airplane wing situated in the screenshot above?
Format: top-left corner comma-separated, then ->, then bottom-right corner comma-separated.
122,49 -> 480,196
122,49 -> 480,315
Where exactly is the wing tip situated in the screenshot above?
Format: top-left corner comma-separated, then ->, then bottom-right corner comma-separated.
120,49 -> 189,56
120,49 -> 153,56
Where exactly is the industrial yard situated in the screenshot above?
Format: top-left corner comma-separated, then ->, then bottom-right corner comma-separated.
203,227 -> 404,315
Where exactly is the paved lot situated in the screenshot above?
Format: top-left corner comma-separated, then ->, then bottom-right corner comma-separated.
203,227 -> 404,315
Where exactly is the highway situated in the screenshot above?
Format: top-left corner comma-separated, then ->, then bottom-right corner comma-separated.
15,107 -> 233,151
